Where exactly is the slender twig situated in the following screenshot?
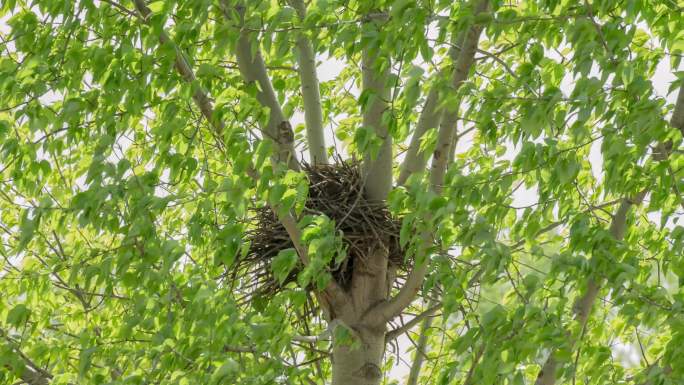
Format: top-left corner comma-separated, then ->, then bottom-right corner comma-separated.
385,304 -> 442,341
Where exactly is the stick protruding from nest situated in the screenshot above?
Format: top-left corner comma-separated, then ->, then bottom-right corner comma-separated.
234,159 -> 406,298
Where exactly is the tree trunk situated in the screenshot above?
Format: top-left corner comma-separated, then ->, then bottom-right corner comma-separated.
330,245 -> 391,385
331,327 -> 386,385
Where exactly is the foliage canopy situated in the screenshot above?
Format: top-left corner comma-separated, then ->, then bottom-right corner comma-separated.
0,0 -> 683,384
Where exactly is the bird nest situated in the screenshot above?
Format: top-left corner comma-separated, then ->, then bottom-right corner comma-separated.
232,160 -> 406,299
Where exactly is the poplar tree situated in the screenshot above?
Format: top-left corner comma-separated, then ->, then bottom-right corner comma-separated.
1,1 -> 683,384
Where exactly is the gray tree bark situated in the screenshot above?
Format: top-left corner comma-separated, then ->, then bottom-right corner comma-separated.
289,0 -> 328,165
331,328 -> 386,385
405,304 -> 434,385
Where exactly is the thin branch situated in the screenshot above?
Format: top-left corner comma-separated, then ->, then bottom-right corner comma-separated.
385,303 -> 442,341
220,0 -> 299,170
132,0 -> 223,135
462,343 -> 486,385
291,318 -> 348,343
635,329 -> 650,367
366,0 -> 489,325
129,0 -> 347,315
101,0 -> 140,19
404,299 -> 438,385
397,86 -> 442,186
289,0 -> 327,165
1,329 -> 52,385
360,13 -> 393,201
535,192 -> 647,385
533,78 -> 684,383
672,79 -> 684,136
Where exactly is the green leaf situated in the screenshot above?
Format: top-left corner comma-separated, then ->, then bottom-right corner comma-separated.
272,248 -> 299,284
17,212 -> 37,251
147,1 -> 164,13
555,158 -> 579,184
78,347 -> 96,378
6,304 -> 30,326
418,127 -> 438,155
210,359 -> 239,384
529,43 -> 544,65
482,304 -> 506,329
196,63 -> 221,78
0,120 -> 9,138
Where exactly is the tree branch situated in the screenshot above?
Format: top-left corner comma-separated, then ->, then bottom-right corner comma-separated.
535,192 -> 646,385
130,0 -> 347,316
398,0 -> 493,185
397,24 -> 468,185
534,79 -> 684,385
672,79 -> 684,136
654,78 -> 684,161
360,14 -> 393,201
278,208 -> 350,318
462,343 -> 487,385
1,329 -> 52,385
221,1 -> 353,315
289,0 -> 327,165
404,302 -> 436,385
385,303 -> 441,341
366,0 -> 489,324
221,1 -> 299,171
429,1 -> 488,190
397,86 -> 442,186
133,0 -> 223,135
639,364 -> 673,385
291,318 -> 347,343
398,23 -> 471,186
14,365 -> 50,385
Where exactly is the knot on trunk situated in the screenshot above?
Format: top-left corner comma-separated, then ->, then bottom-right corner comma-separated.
278,120 -> 294,144
356,362 -> 382,381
